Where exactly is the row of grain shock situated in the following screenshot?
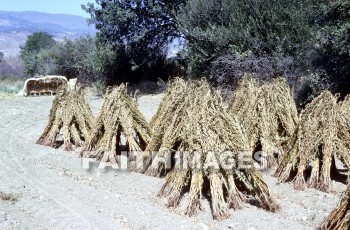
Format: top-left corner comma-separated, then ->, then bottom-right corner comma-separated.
228,75 -> 350,191
36,77 -> 349,224
228,75 -> 349,228
133,78 -> 278,219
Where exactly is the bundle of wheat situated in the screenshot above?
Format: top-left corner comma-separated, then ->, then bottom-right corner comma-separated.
135,78 -> 279,219
336,95 -> 350,169
228,75 -> 298,169
19,75 -> 67,96
37,87 -> 94,151
275,91 -> 350,192
133,78 -> 188,175
81,84 -> 152,164
320,183 -> 350,230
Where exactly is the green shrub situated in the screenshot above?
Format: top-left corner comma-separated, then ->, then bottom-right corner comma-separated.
82,0 -> 185,84
20,32 -> 56,76
176,0 -> 318,78
0,76 -> 24,94
295,71 -> 329,108
313,0 -> 350,97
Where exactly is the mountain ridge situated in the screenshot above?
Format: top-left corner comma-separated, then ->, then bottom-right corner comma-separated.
0,10 -> 95,34
0,11 -> 95,57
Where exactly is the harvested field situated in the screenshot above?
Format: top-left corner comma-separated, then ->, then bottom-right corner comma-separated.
0,94 -> 347,229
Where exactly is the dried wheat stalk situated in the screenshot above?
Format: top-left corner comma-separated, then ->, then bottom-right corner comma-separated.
275,91 -> 350,192
228,75 -> 298,169
37,87 -> 94,151
81,84 -> 152,164
135,78 -> 279,219
319,183 -> 350,230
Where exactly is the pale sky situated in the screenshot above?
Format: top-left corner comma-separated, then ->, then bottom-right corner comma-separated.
0,0 -> 93,17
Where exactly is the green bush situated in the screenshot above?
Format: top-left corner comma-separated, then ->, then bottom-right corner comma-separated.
313,0 -> 350,97
20,32 -> 56,76
82,0 -> 185,84
295,71 -> 329,108
176,0 -> 318,78
52,36 -> 97,81
0,76 -> 24,94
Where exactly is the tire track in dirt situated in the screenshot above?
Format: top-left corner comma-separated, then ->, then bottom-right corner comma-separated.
0,141 -> 93,228
0,98 -> 128,229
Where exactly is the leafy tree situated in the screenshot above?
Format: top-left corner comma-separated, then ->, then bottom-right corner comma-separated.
36,48 -> 57,76
82,0 -> 185,83
53,37 -> 90,79
176,0 -> 319,78
20,32 -> 56,76
50,36 -> 121,84
91,41 -> 125,84
313,0 -> 350,97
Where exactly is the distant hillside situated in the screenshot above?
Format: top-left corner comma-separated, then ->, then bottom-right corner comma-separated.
0,11 -> 95,57
0,11 -> 95,34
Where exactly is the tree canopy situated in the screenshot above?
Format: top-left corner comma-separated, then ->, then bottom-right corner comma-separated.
82,0 -> 185,83
176,0 -> 319,78
14,0 -> 350,106
20,32 -> 56,76
313,0 -> 350,97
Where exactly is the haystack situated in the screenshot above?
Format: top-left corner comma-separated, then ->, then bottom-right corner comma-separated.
320,183 -> 350,230
275,91 -> 350,192
228,75 -> 298,169
81,84 -> 152,164
133,78 -> 188,175
37,87 -> 94,150
135,78 -> 279,219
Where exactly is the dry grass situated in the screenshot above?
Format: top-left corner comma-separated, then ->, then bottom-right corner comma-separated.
81,84 -> 152,164
0,192 -> 18,204
0,76 -> 23,95
275,91 -> 350,192
228,75 -> 298,169
134,78 -> 279,219
133,78 -> 188,175
37,87 -> 94,151
319,183 -> 350,230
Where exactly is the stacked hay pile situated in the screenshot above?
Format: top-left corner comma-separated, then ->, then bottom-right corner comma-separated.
320,183 -> 350,230
228,75 -> 298,169
37,87 -> 94,150
336,95 -> 350,167
275,91 -> 350,192
81,84 -> 152,164
135,78 -> 279,219
133,78 -> 188,175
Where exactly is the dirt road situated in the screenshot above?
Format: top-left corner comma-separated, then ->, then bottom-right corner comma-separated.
0,95 -> 346,229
